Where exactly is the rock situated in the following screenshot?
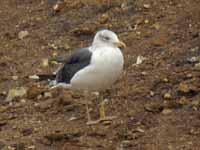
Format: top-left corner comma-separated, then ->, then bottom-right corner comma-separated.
163,78 -> 169,83
0,106 -> 8,113
150,91 -> 155,96
191,100 -> 200,107
37,99 -> 55,112
163,93 -> 172,99
187,56 -> 200,63
27,86 -> 46,99
27,145 -> 35,149
53,1 -> 65,12
144,103 -> 164,113
162,109 -> 173,115
0,120 -> 7,127
99,14 -> 109,24
178,83 -> 190,93
41,59 -> 49,67
135,55 -> 147,65
143,4 -> 151,9
21,128 -> 33,136
6,87 -> 28,102
122,140 -> 132,148
152,23 -> 161,30
18,30 -> 29,39
194,63 -> 200,70
72,27 -> 95,36
12,76 -> 18,80
44,92 -> 52,98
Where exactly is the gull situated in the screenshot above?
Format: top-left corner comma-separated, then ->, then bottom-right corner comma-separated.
33,29 -> 126,125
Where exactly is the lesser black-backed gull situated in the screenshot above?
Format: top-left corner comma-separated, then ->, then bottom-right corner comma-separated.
34,29 -> 126,125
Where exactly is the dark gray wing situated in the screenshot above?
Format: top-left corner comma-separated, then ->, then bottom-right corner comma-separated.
56,47 -> 92,84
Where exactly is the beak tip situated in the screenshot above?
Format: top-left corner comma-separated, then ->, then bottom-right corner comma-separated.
116,41 -> 126,49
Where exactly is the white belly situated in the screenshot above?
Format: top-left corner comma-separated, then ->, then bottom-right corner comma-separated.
70,47 -> 124,91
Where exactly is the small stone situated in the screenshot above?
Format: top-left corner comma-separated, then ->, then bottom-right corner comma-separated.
152,23 -> 161,30
136,128 -> 145,133
6,87 -> 28,102
162,109 -> 173,115
44,92 -> 52,98
68,116 -> 77,121
37,99 -> 55,112
178,83 -> 190,93
37,95 -> 42,100
163,93 -> 172,99
150,91 -> 155,96
41,59 -> 49,67
144,103 -> 163,113
12,76 -> 18,80
122,140 -> 132,148
141,71 -> 147,75
27,145 -> 36,149
0,120 -> 8,127
20,99 -> 26,103
0,106 -> 8,113
18,30 -> 29,39
27,86 -> 46,99
191,100 -> 200,107
190,46 -> 199,52
21,128 -> 34,136
99,14 -> 109,24
144,19 -> 149,24
194,63 -> 200,70
135,55 -> 146,65
163,78 -> 169,83
143,4 -> 151,9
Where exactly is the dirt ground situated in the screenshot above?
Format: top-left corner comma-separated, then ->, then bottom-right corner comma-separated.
0,0 -> 200,149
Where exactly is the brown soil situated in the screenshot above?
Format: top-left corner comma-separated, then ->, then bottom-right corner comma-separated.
0,0 -> 200,149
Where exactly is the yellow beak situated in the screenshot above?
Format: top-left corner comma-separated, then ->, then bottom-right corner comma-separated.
115,41 -> 126,49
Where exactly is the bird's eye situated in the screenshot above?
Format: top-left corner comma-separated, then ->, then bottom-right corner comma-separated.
103,36 -> 110,41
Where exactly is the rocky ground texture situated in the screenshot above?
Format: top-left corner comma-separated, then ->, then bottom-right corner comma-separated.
0,0 -> 200,149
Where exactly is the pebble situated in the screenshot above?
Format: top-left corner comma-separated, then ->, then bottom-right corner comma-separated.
150,91 -> 155,96
163,93 -> 172,99
144,103 -> 163,113
163,78 -> 169,83
194,63 -> 200,70
6,87 -> 28,102
152,23 -> 161,30
99,14 -> 109,24
162,109 -> 173,115
144,19 -> 149,24
37,99 -> 54,112
178,83 -> 190,93
122,140 -> 132,148
135,55 -> 146,65
41,59 -> 49,67
143,4 -> 151,9
44,92 -> 52,98
12,76 -> 18,80
18,30 -> 29,39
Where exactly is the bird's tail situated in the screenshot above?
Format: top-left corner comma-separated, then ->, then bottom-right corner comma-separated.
29,74 -> 56,81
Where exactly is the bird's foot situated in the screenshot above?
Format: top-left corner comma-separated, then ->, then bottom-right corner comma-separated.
86,116 -> 117,125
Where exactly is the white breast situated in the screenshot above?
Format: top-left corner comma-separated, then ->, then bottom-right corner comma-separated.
70,47 -> 124,91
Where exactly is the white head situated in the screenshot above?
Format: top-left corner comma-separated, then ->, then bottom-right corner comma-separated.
92,29 -> 126,49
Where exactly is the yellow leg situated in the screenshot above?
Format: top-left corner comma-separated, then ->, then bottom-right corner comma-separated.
85,102 -> 91,122
99,96 -> 106,118
86,92 -> 117,125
